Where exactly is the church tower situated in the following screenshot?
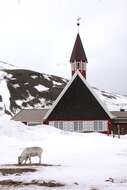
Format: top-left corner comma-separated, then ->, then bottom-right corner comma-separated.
70,20 -> 88,78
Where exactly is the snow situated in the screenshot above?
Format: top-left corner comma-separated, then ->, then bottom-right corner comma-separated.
0,116 -> 127,189
25,93 -> 35,102
0,61 -> 16,70
13,84 -> 20,88
33,97 -> 46,108
43,74 -> 51,81
35,84 -> 49,92
93,88 -> 127,111
24,82 -> 29,85
31,75 -> 38,79
53,81 -> 62,86
15,100 -> 23,106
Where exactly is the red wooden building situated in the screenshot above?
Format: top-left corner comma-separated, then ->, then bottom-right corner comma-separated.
43,31 -> 115,133
44,71 -> 114,133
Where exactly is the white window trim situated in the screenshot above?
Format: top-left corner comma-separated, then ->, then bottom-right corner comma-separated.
49,120 -> 108,132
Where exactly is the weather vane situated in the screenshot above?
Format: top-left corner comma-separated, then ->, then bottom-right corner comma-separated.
77,17 -> 81,33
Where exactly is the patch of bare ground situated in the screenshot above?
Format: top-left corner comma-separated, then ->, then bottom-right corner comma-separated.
90,187 -> 100,190
0,163 -> 61,167
0,163 -> 61,176
0,179 -> 65,187
0,163 -> 64,187
0,168 -> 37,175
105,177 -> 127,183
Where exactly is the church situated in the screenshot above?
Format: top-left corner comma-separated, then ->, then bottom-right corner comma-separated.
43,24 -> 115,134
12,23 -> 127,135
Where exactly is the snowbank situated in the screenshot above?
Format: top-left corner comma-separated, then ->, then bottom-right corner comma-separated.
0,116 -> 127,189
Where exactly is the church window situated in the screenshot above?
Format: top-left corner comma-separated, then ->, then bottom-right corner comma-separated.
59,121 -> 63,130
74,121 -> 78,131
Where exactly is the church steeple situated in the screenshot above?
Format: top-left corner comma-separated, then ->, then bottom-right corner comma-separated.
70,20 -> 88,78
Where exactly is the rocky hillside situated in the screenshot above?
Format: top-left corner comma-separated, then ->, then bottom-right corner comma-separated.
0,69 -> 68,115
0,68 -> 127,116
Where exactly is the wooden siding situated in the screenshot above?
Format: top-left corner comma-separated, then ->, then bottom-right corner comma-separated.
112,123 -> 127,135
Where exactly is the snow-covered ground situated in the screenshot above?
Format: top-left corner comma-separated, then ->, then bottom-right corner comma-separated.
0,116 -> 127,189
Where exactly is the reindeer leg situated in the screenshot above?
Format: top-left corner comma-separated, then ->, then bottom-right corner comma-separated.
39,155 -> 41,164
25,157 -> 28,164
29,156 -> 31,165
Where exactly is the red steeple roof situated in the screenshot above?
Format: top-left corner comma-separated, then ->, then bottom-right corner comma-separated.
70,33 -> 88,63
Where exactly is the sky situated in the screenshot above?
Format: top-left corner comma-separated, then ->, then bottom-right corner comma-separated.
0,0 -> 127,94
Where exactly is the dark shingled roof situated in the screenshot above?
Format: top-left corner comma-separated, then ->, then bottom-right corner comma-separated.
70,33 -> 88,63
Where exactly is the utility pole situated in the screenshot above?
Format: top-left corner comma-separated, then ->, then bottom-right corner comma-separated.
117,124 -> 120,138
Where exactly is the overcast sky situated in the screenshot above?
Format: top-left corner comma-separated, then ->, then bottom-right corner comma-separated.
0,0 -> 127,94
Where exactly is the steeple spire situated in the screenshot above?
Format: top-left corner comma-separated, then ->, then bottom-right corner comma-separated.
70,20 -> 88,78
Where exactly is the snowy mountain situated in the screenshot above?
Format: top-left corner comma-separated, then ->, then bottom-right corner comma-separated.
0,69 -> 68,115
0,68 -> 127,116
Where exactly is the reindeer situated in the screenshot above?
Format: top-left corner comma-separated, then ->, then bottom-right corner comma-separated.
18,147 -> 43,165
